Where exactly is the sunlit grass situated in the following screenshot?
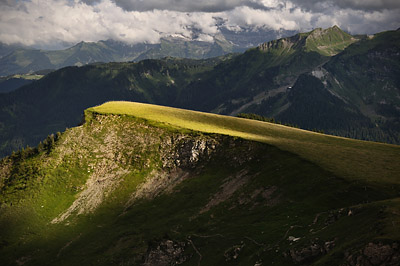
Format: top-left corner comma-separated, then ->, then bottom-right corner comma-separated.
11,74 -> 43,80
90,101 -> 400,184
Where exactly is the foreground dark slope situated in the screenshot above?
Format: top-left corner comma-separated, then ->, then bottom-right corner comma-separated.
0,27 -> 399,158
0,103 -> 399,265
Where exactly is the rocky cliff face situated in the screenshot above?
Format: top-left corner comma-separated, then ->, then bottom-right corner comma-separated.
257,26 -> 356,56
0,110 -> 264,224
43,112 -> 253,223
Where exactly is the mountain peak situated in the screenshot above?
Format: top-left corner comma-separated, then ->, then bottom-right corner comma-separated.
257,26 -> 356,56
307,25 -> 347,39
304,26 -> 356,56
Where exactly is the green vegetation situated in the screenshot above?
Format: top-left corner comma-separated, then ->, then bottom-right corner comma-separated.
90,101 -> 400,184
0,56 -> 230,157
0,36 -> 240,77
303,26 -> 357,56
237,112 -> 277,123
0,26 -> 399,160
0,73 -> 43,93
0,102 -> 399,265
10,74 -> 43,80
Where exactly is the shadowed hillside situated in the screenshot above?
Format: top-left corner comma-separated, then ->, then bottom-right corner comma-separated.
0,101 -> 399,265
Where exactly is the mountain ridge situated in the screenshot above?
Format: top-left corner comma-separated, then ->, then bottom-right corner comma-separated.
0,101 -> 399,265
257,26 -> 357,56
0,28 -> 297,77
0,27 -> 398,158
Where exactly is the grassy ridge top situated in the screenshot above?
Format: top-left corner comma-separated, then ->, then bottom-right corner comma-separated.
89,101 -> 400,184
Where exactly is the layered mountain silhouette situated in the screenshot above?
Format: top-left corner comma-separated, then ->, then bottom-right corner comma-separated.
0,28 -> 295,77
0,26 -> 399,157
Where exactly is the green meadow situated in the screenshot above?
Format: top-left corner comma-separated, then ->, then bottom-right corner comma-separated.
90,101 -> 400,184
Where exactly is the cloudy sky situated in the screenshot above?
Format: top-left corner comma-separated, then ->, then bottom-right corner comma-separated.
1,0 -> 399,49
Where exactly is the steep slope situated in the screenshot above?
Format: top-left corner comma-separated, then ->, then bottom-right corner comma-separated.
0,73 -> 44,93
0,56 -> 234,157
0,49 -> 54,76
303,25 -> 357,56
0,36 -> 237,77
90,102 -> 400,183
135,35 -> 238,61
322,29 -> 400,141
0,41 -> 152,76
0,27 -> 296,77
246,28 -> 400,143
177,26 -> 357,114
0,27 -> 398,159
0,101 -> 399,265
0,43 -> 23,59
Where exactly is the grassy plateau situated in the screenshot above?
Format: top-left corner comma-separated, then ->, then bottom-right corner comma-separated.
90,101 -> 400,184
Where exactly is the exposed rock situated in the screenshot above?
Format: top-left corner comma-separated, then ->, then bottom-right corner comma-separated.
258,35 -> 300,52
287,239 -> 336,264
288,236 -> 301,242
50,113 -> 268,222
124,168 -> 190,209
224,242 -> 245,261
51,114 -> 224,222
0,157 -> 13,191
343,242 -> 400,266
199,169 -> 251,214
237,186 -> 280,208
15,256 -> 31,266
143,239 -> 189,266
160,135 -> 219,169
325,208 -> 348,226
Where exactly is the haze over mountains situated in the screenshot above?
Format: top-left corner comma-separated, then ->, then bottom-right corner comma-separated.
0,26 -> 399,158
0,28 -> 295,77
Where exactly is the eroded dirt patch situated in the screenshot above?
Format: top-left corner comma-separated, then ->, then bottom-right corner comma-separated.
199,169 -> 251,214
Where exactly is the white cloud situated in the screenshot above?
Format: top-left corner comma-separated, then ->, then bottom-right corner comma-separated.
289,0 -> 400,12
0,0 -> 220,48
222,3 -> 400,34
223,5 -> 311,31
105,0 -> 266,12
0,0 -> 399,49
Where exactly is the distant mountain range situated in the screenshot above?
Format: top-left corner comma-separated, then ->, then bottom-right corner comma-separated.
0,26 -> 398,157
0,28 -> 296,77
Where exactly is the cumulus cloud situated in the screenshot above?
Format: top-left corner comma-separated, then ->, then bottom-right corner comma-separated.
0,0 -> 399,49
223,4 -> 310,31
85,0 -> 400,12
93,0 -> 268,12
0,0 -> 219,48
290,0 -> 400,12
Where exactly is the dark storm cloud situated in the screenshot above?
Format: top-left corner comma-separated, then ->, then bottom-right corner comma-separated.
0,0 -> 11,3
0,0 -> 17,6
290,0 -> 400,12
106,0 -> 268,12
81,0 -> 102,5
